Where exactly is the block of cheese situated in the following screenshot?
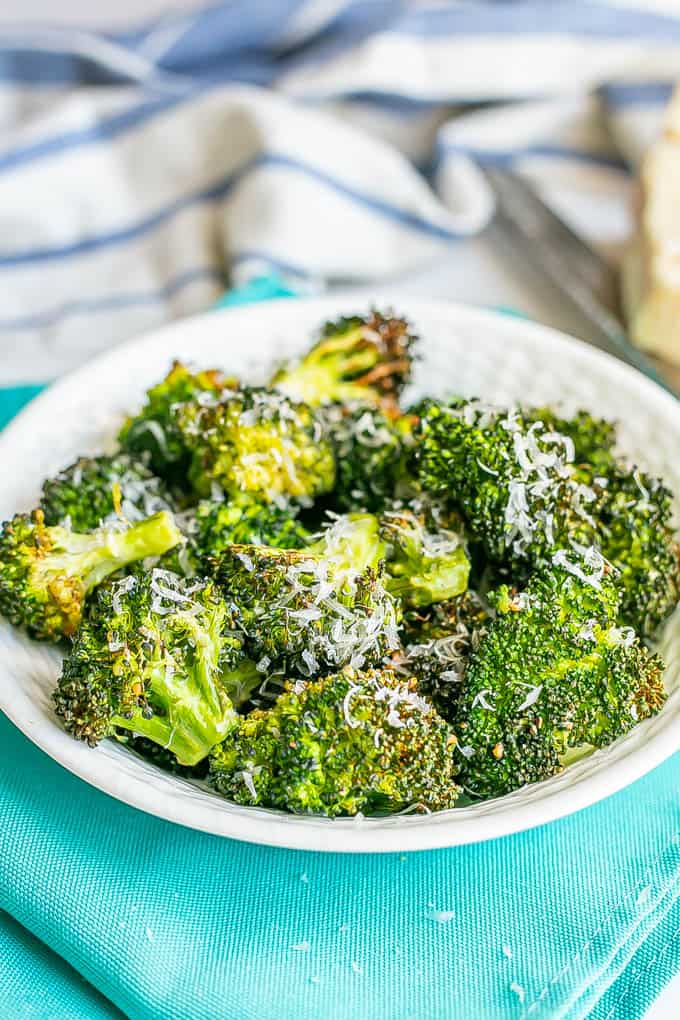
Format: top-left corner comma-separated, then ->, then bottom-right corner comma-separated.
622,85 -> 680,366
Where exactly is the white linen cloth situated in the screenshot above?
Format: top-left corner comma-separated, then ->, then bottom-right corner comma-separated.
0,0 -> 676,384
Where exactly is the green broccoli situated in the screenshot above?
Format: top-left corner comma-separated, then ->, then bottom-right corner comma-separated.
416,399 -> 602,573
119,360 -> 233,481
177,386 -> 335,503
40,452 -> 175,532
526,407 -> 617,473
0,509 -> 181,641
417,398 -> 680,635
161,496 -> 311,577
380,505 -> 470,607
118,734 -> 210,778
270,310 -> 416,410
322,403 -> 416,512
209,666 -> 459,816
210,514 -> 400,675
596,466 -> 680,636
454,550 -> 666,799
395,590 -> 490,721
54,568 -> 261,766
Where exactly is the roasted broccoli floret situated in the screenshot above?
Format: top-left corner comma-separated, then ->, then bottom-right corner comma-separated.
321,403 -> 416,512
417,398 -> 680,635
270,310 -> 416,410
454,551 -> 666,799
416,399 -> 602,573
596,466 -> 680,636
526,407 -> 617,473
380,505 -> 470,607
0,509 -> 181,641
210,514 -> 400,675
119,360 -> 232,481
162,496 -> 310,576
54,568 -> 260,765
177,386 -> 335,503
209,667 -> 459,816
40,452 -> 175,532
395,590 -> 490,721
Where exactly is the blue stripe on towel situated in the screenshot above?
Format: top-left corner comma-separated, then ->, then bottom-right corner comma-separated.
601,81 -> 676,109
0,152 -> 459,268
439,142 -> 628,172
0,267 -> 222,331
393,2 -> 680,40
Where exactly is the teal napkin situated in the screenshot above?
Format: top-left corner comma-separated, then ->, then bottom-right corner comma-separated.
2,279 -> 680,1020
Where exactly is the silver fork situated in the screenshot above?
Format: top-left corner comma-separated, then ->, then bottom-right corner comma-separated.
483,167 -> 679,399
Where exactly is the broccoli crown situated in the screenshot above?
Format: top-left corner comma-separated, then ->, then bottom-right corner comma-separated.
396,590 -> 490,721
270,310 -> 416,410
161,497 -> 311,577
118,360 -> 232,480
454,551 -> 666,799
526,407 -> 618,473
195,497 -> 310,553
380,505 -> 470,607
596,466 -> 680,636
54,568 -> 259,765
0,509 -> 181,641
209,667 -> 459,816
417,399 -> 680,634
40,453 -> 175,532
416,399 -> 603,572
210,522 -> 400,677
176,386 -> 335,503
321,403 -> 416,512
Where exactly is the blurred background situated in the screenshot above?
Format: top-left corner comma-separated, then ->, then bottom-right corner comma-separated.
0,0 -> 678,392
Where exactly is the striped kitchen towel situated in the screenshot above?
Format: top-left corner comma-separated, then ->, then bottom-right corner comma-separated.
0,1 -> 677,386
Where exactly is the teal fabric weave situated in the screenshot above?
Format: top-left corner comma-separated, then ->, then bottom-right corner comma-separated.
2,712 -> 680,1020
2,281 -> 680,1019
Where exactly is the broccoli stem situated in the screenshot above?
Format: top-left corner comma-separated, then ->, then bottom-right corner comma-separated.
33,510 -> 180,593
100,511 -> 182,575
385,546 -> 470,607
112,615 -> 259,766
112,658 -> 260,766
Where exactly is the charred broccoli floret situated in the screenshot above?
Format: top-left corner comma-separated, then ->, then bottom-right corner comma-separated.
395,590 -> 490,721
596,466 -> 680,636
322,404 -> 416,512
0,509 -> 181,641
40,453 -> 175,532
54,569 -> 260,765
210,514 -> 400,676
270,310 -> 416,410
119,360 -> 232,481
416,399 -> 602,573
380,505 -> 470,608
209,667 -> 459,816
177,387 -> 335,503
454,551 -> 666,799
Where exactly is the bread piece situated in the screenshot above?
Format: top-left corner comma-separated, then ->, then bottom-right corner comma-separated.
622,84 -> 680,366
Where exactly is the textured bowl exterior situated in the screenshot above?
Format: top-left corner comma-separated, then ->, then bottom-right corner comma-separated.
1,295 -> 680,853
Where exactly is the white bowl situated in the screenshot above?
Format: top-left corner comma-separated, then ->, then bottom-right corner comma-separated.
2,295 -> 679,853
